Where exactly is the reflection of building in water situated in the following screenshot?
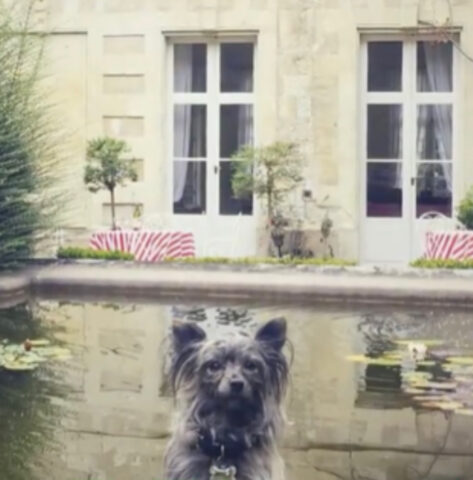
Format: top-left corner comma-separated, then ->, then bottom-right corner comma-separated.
45,302 -> 172,480
41,303 -> 473,480
284,308 -> 473,480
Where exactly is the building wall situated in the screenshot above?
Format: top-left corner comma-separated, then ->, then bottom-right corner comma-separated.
34,0 -> 473,260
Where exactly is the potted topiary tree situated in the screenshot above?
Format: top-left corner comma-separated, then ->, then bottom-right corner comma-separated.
84,137 -> 138,230
231,142 -> 303,257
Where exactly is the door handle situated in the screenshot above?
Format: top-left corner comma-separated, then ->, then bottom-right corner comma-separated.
410,177 -> 417,186
214,165 -> 219,174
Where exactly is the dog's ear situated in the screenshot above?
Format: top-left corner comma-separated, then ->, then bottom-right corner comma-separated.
255,317 -> 286,351
172,321 -> 206,352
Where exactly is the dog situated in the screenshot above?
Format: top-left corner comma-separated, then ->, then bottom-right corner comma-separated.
164,317 -> 289,480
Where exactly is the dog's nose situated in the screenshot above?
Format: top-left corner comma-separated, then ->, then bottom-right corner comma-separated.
230,380 -> 244,393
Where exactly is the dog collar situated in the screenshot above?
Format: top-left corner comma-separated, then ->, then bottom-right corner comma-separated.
209,446 -> 237,480
196,428 -> 263,460
209,463 -> 237,480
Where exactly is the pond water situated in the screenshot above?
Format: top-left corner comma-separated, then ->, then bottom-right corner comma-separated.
0,298 -> 473,480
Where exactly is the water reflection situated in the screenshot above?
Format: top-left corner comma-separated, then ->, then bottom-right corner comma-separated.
0,302 -> 67,480
1,301 -> 473,479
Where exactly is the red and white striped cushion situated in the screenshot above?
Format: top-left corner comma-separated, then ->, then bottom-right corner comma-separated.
425,231 -> 473,260
89,230 -> 195,262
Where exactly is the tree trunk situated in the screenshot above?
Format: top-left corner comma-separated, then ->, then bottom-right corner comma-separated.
267,189 -> 273,223
110,188 -> 116,230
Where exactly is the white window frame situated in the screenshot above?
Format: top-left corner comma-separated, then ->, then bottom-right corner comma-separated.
167,36 -> 256,217
360,35 -> 458,223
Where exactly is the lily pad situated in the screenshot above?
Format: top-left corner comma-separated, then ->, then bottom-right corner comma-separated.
346,355 -> 401,366
447,357 -> 473,365
419,400 -> 463,411
395,340 -> 444,346
29,339 -> 50,347
3,362 -> 36,371
0,339 -> 72,373
409,380 -> 457,390
456,408 -> 473,416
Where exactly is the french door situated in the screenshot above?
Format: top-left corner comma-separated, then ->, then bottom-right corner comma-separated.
360,37 -> 456,264
168,39 -> 256,257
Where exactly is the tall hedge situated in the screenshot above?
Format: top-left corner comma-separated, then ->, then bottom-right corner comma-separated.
0,2 -> 62,269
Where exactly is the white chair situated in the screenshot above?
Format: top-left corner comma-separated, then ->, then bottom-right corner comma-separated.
416,211 -> 466,259
418,210 -> 465,231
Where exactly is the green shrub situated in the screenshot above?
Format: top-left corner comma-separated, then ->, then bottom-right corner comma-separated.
457,187 -> 473,229
57,247 -> 133,261
411,258 -> 473,269
0,5 -> 65,270
163,256 -> 356,267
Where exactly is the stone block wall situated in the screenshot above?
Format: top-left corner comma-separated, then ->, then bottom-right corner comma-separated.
28,0 -> 473,259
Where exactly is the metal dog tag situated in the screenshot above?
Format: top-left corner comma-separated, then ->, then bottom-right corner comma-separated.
209,464 -> 237,480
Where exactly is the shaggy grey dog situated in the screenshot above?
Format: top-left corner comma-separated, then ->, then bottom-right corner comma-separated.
164,317 -> 289,480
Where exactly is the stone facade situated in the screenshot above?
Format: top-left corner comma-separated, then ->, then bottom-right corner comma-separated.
33,0 -> 473,261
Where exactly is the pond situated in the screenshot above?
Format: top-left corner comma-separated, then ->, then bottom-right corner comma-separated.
0,298 -> 473,480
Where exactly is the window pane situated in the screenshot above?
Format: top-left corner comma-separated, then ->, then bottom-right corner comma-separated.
367,104 -> 402,159
368,41 -> 402,92
220,105 -> 253,158
174,44 -> 206,92
174,105 -> 206,158
221,43 -> 253,92
417,41 -> 452,92
416,163 -> 452,218
417,104 -> 452,160
173,161 -> 206,214
367,163 -> 402,217
219,161 -> 253,215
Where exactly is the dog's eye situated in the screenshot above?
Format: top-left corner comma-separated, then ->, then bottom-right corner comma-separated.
244,361 -> 258,372
206,361 -> 222,373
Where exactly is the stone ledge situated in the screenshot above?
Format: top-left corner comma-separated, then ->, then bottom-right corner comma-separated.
2,261 -> 473,308
16,261 -> 473,308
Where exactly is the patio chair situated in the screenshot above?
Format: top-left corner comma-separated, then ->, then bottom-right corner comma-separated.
416,211 -> 466,259
418,211 -> 465,230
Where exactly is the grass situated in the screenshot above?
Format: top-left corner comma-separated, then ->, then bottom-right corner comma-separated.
162,256 -> 356,266
411,258 -> 473,269
56,247 -> 355,266
57,246 -> 133,261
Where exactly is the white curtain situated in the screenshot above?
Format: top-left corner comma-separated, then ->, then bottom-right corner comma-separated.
417,42 -> 452,192
173,46 -> 192,204
389,105 -> 403,189
237,105 -> 253,148
173,105 -> 206,209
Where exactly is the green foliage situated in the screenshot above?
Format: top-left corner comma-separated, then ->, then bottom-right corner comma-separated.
163,256 -> 356,266
457,187 -> 473,229
84,137 -> 136,192
231,142 -> 303,220
411,258 -> 473,269
57,246 -> 134,261
84,137 -> 137,229
0,3 -> 64,270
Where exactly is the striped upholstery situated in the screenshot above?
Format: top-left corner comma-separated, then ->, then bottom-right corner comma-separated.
89,230 -> 195,262
425,231 -> 473,260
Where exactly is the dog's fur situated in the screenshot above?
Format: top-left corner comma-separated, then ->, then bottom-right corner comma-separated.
164,317 -> 289,480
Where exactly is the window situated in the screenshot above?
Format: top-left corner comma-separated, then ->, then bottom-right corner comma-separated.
171,41 -> 254,215
364,39 -> 454,218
